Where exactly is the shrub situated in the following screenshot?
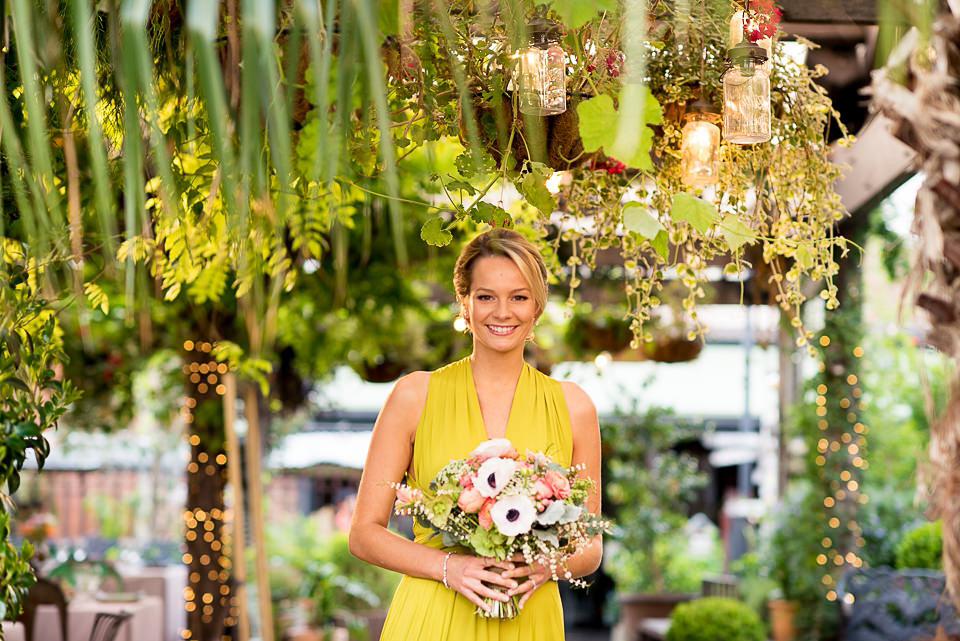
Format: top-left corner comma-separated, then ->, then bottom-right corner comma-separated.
666,597 -> 765,641
895,520 -> 942,570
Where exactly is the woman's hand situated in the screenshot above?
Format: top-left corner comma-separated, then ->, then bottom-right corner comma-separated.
502,556 -> 552,609
444,554 -> 518,614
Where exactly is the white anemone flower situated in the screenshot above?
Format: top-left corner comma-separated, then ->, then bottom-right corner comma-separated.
491,494 -> 537,537
475,457 -> 518,498
536,500 -> 567,526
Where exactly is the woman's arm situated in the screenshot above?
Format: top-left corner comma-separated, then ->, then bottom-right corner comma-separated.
560,380 -> 604,578
348,371 -> 516,612
506,380 -> 604,606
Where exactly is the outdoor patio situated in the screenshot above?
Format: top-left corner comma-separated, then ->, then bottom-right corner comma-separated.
2,1 -> 960,641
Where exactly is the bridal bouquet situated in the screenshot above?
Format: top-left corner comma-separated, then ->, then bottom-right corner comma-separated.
392,438 -> 608,618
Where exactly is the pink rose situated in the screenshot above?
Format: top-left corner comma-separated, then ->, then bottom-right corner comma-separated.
544,469 -> 571,499
534,478 -> 554,501
457,486 -> 486,513
478,499 -> 495,530
395,485 -> 422,504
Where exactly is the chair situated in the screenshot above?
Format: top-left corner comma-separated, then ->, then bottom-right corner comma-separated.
87,611 -> 132,641
18,576 -> 68,641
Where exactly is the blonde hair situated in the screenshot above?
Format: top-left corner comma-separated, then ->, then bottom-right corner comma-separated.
453,229 -> 549,318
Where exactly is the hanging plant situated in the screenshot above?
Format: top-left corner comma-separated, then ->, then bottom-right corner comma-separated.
380,0 -> 849,350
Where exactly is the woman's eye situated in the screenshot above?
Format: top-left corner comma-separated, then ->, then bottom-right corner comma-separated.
513,295 -> 528,301
477,294 -> 493,301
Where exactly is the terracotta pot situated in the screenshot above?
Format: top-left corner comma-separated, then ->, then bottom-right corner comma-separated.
768,598 -> 798,641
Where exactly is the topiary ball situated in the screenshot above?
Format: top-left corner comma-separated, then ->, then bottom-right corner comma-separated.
666,597 -> 765,641
895,520 -> 943,570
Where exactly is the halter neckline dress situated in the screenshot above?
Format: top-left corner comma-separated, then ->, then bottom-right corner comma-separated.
378,357 -> 574,641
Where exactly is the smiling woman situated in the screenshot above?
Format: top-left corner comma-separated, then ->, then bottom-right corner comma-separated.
348,228 -> 604,640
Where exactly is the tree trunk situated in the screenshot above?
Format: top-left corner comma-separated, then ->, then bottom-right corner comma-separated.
184,343 -> 231,641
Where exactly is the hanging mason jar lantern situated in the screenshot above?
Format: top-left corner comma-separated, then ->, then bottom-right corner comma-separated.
680,101 -> 722,187
518,17 -> 566,116
722,41 -> 771,144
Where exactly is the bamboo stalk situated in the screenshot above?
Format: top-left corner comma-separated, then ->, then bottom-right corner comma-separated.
243,384 -> 274,641
70,0 -> 118,258
222,372 -> 250,641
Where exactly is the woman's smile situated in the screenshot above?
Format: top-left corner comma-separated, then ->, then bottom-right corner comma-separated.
465,255 -> 537,355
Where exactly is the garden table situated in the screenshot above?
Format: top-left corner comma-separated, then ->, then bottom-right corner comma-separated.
2,594 -> 162,641
114,565 -> 187,641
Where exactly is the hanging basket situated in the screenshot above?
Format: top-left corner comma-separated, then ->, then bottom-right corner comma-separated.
458,92 -> 598,172
640,335 -> 704,363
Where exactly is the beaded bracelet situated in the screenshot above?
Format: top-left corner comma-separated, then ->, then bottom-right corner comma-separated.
441,552 -> 453,589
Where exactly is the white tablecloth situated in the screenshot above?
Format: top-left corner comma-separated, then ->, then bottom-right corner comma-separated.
2,594 -> 163,641
116,565 -> 187,641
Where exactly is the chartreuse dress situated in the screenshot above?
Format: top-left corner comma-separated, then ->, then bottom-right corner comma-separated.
379,357 -> 574,641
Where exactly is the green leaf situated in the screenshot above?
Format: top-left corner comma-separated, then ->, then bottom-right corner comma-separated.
623,203 -> 664,239
519,166 -> 556,214
651,230 -> 669,261
547,0 -> 617,28
578,89 -> 660,170
1,378 -> 31,394
420,216 -> 453,247
577,95 -> 617,153
378,0 -> 400,35
445,179 -> 477,196
471,202 -> 512,228
719,215 -> 758,252
796,244 -> 814,270
83,282 -> 110,314
609,85 -> 660,170
669,192 -> 719,234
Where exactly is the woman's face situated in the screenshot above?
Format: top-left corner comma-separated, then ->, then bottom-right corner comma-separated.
463,255 -> 537,355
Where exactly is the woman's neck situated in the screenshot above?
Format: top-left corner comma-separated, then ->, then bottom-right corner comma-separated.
469,346 -> 525,383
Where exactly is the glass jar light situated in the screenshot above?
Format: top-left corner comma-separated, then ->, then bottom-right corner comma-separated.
680,101 -> 721,187
722,41 -> 771,144
518,18 -> 566,116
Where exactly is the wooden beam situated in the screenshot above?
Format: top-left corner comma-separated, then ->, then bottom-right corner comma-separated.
831,113 -> 917,217
777,0 -> 877,24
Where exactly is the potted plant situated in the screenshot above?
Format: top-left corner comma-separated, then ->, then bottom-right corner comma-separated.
765,485 -> 840,641
564,302 -> 633,359
264,517 -> 399,641
666,597 -> 765,641
603,405 -> 718,636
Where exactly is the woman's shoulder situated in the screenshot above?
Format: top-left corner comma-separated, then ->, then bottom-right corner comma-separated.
387,358 -> 467,406
558,380 -> 598,427
388,370 -> 432,407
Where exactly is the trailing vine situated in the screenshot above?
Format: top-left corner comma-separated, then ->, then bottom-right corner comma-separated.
370,0 -> 851,346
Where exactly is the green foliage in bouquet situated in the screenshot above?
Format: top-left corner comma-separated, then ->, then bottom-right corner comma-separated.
665,597 -> 765,641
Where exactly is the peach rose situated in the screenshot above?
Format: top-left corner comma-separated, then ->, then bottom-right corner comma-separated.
544,469 -> 571,499
478,499 -> 495,530
534,478 -> 554,501
457,486 -> 486,513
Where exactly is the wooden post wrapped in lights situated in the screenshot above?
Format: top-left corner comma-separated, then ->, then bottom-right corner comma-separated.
722,40 -> 771,144
517,16 -> 566,116
680,100 -> 722,187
